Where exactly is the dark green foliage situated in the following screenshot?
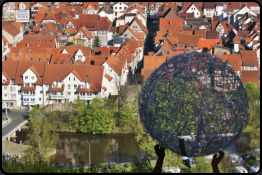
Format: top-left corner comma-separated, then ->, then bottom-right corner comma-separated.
130,156 -> 153,173
109,162 -> 116,169
125,162 -> 132,168
92,35 -> 102,48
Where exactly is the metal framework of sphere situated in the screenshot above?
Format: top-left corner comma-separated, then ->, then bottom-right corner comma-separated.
139,52 -> 249,157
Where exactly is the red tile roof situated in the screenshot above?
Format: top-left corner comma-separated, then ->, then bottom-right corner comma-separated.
160,18 -> 184,28
33,26 -> 41,32
49,84 -> 65,92
241,50 -> 258,66
2,23 -> 20,37
79,26 -> 93,40
15,2 -> 30,10
15,61 -> 48,85
198,39 -> 222,50
77,14 -> 99,31
35,13 -> 46,23
125,3 -> 145,14
43,65 -> 104,93
104,73 -> 113,81
241,70 -> 260,84
214,54 -> 242,70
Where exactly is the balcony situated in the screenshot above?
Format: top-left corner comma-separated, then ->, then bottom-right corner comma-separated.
50,94 -> 64,100
23,93 -> 35,96
78,94 -> 93,100
23,101 -> 36,105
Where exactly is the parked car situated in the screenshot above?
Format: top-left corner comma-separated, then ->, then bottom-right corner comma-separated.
181,156 -> 196,168
162,167 -> 180,173
229,154 -> 243,164
235,166 -> 248,173
2,108 -> 11,113
250,165 -> 260,173
253,149 -> 260,160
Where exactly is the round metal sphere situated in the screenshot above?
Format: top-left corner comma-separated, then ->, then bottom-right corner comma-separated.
139,52 -> 249,157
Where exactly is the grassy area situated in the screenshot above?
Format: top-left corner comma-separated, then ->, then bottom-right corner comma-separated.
2,141 -> 31,155
2,118 -> 8,120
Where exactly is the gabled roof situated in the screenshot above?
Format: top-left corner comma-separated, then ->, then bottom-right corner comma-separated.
43,22 -> 59,34
35,13 -> 46,23
15,61 -> 48,85
125,3 -> 145,14
79,26 -> 93,40
2,23 -> 20,37
33,26 -> 41,32
130,16 -> 148,34
2,71 -> 9,80
77,14 -> 99,31
214,54 -> 242,70
198,39 -> 222,50
50,53 -> 70,64
27,65 -> 40,76
2,57 -> 19,79
15,2 -> 30,10
43,65 -> 104,93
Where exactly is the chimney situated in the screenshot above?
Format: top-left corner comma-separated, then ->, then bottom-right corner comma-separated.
234,39 -> 240,54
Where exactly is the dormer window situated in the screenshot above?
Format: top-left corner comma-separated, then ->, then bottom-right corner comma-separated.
39,58 -> 41,61
31,58 -> 33,61
40,75 -> 42,78
19,75 -> 22,78
58,74 -> 60,77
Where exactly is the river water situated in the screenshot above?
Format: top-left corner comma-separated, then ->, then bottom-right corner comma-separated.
14,130 -> 252,166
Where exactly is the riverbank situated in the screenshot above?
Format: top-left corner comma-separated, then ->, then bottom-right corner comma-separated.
2,140 -> 31,155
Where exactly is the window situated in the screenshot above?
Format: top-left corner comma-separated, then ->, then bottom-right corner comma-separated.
74,85 -> 77,89
124,34 -> 127,37
119,7 -> 122,9
31,98 -> 35,102
81,84 -> 85,88
40,91 -> 43,94
110,69 -> 112,72
115,7 -> 117,9
58,74 -> 60,77
4,86 -> 7,90
4,94 -> 7,97
25,76 -> 28,79
2,79 -> 6,83
68,85 -> 71,89
40,75 -> 42,78
25,83 -> 29,87
74,77 -> 75,81
39,98 -> 41,101
32,76 -> 34,80
68,92 -> 71,95
24,98 -> 26,101
124,7 -> 126,9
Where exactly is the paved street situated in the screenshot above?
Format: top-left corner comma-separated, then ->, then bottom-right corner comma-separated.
2,111 -> 29,137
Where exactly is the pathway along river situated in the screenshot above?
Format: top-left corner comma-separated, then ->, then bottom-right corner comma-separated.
14,130 -> 252,166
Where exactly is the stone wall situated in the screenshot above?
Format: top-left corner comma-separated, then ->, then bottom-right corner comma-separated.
41,103 -> 73,112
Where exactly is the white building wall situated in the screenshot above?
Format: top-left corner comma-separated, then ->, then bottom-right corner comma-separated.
116,19 -> 125,27
186,4 -> 201,18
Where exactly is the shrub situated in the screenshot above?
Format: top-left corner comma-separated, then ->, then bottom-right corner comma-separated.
100,163 -> 108,171
109,162 -> 116,169
125,162 -> 132,168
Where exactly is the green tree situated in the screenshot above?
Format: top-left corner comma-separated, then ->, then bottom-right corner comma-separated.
89,98 -> 115,134
190,156 -> 212,173
118,100 -> 137,132
244,82 -> 260,130
130,156 -> 153,173
92,35 -> 102,48
26,108 -> 59,162
218,151 -> 235,173
68,98 -> 88,131
244,83 -> 260,150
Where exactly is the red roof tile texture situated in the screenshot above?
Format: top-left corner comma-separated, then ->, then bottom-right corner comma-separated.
241,50 -> 258,66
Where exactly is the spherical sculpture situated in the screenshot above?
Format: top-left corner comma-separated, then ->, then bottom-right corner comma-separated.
139,52 -> 249,157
